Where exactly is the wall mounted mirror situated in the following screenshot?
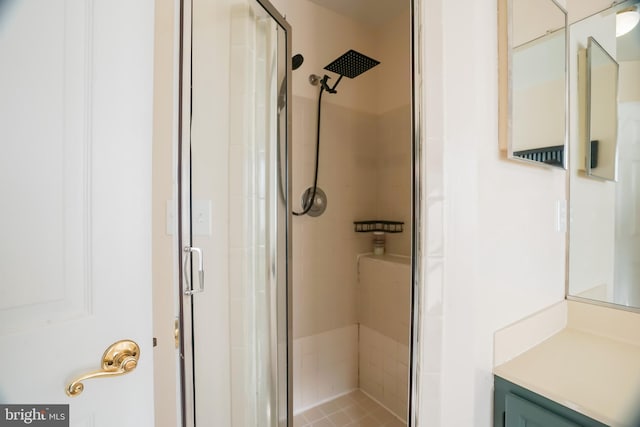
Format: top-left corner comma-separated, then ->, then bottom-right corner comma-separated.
586,36 -> 619,181
499,0 -> 568,168
568,0 -> 640,310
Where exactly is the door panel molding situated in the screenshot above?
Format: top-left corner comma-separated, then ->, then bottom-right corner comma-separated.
0,0 -> 94,334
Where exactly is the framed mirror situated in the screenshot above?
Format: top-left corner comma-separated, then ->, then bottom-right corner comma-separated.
586,36 -> 619,181
568,0 -> 640,309
499,0 -> 568,168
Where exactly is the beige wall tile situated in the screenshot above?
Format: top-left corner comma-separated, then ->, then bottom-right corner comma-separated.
359,325 -> 409,421
358,256 -> 411,346
294,325 -> 359,413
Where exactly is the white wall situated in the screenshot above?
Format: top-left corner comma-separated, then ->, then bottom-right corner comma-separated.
420,0 -> 567,425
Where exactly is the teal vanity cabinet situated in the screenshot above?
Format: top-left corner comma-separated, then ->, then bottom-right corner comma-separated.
494,376 -> 608,427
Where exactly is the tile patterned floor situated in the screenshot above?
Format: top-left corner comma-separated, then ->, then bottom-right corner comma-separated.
293,390 -> 406,427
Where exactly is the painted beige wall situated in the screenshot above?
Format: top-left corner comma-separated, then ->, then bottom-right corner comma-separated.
375,10 -> 412,115
512,0 -> 565,47
566,0 -> 613,23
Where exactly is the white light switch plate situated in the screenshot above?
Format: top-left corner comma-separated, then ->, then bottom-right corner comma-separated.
166,200 -> 175,235
192,200 -> 212,236
166,199 -> 212,236
556,199 -> 567,233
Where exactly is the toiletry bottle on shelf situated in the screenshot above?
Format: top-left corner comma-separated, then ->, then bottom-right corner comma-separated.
373,231 -> 385,255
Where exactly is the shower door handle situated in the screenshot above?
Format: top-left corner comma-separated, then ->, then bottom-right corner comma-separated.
183,246 -> 204,295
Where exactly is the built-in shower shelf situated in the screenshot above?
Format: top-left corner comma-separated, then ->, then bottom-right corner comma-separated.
353,220 -> 404,233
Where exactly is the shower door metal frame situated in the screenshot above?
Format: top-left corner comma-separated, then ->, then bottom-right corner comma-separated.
258,4 -> 294,426
176,0 -> 192,424
176,0 -> 292,425
409,0 -> 423,426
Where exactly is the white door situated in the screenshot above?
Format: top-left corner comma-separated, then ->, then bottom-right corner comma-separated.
615,102 -> 640,306
0,1 -> 155,425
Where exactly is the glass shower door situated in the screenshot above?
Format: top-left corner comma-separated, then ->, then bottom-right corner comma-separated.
179,0 -> 291,425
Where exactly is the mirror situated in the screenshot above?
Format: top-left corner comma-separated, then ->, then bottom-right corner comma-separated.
499,0 -> 568,168
586,36 -> 619,181
568,0 -> 640,309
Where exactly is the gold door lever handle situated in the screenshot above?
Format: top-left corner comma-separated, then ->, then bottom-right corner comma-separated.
66,339 -> 140,397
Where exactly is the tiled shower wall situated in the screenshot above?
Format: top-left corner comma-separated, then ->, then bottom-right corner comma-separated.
292,94 -> 412,414
292,96 -> 375,413
358,255 -> 411,421
292,325 -> 359,412
376,105 -> 412,256
292,95 -> 377,342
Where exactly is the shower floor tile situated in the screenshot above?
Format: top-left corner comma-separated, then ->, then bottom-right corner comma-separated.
294,390 -> 406,427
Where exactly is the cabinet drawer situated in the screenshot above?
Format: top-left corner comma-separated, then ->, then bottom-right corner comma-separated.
506,393 -> 580,427
494,376 -> 608,427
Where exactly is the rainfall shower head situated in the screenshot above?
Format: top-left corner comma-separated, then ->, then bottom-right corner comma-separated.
324,49 -> 380,79
315,49 -> 380,94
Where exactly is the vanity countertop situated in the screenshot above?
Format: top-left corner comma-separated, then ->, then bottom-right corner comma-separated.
494,326 -> 640,426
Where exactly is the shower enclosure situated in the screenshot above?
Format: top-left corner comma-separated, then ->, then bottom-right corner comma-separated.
177,0 -> 292,424
171,0 -> 419,425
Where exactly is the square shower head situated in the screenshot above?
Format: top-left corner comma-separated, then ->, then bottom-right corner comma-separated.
324,49 -> 380,79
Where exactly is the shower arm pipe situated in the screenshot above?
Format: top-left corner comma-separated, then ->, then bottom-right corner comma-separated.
321,74 -> 343,94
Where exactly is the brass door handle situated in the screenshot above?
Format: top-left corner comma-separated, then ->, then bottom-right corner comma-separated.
66,339 -> 140,397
